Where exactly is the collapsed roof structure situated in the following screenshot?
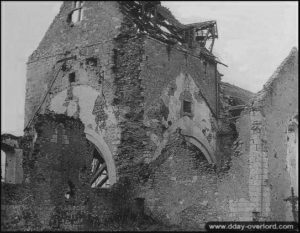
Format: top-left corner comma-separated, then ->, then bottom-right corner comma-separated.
118,1 -> 224,65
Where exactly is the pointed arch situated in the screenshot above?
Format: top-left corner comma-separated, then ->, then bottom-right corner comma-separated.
152,116 -> 216,164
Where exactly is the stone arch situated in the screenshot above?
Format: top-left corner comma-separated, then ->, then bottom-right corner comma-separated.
152,116 -> 216,164
84,128 -> 117,185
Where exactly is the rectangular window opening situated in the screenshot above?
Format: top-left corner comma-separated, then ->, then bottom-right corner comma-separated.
86,57 -> 98,66
183,100 -> 192,114
69,1 -> 84,24
69,72 -> 76,83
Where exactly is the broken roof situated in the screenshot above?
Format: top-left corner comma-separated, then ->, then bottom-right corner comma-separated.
118,1 -> 220,63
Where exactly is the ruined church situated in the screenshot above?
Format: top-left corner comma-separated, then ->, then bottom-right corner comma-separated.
1,1 -> 298,231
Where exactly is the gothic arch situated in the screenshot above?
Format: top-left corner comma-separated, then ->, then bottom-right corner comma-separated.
152,116 -> 216,164
84,128 -> 117,186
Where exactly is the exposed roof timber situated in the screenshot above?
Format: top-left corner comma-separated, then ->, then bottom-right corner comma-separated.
118,1 -> 222,61
228,105 -> 246,111
186,21 -> 217,31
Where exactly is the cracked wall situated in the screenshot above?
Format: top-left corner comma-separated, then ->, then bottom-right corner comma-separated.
25,1 -> 123,128
133,35 -> 220,229
1,114 -> 139,231
24,1 -> 125,186
140,37 -> 218,165
143,71 -> 217,164
139,131 -> 219,229
4,1 -> 252,230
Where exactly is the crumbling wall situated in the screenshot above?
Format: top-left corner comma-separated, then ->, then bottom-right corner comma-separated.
140,37 -> 218,164
2,114 -> 132,231
45,55 -> 120,175
24,1 -> 126,187
133,36 -> 221,228
215,110 -> 271,221
25,1 -> 123,128
252,48 -> 298,221
139,131 -> 219,230
142,37 -> 218,116
226,47 -> 298,222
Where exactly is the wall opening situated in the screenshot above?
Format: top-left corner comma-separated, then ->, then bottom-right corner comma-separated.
183,100 -> 192,114
70,1 -> 84,24
1,150 -> 6,182
0,148 -> 23,184
69,72 -> 76,83
90,147 -> 110,188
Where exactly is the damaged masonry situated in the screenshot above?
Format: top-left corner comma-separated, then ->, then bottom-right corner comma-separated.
1,1 -> 298,231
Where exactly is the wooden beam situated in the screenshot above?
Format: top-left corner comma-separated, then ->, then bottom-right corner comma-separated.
228,105 -> 246,111
97,175 -> 109,188
90,163 -> 107,185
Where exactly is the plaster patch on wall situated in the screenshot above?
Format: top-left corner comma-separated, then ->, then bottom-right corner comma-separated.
73,86 -> 99,129
49,85 -> 120,157
67,98 -> 79,117
167,72 -> 217,149
49,90 -> 68,114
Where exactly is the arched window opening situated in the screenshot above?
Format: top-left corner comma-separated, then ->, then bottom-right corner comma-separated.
90,148 -> 110,188
67,1 -> 84,24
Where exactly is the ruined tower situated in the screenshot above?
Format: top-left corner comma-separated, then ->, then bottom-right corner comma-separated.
2,2 -> 297,231
17,1 -> 225,229
24,1 -> 221,189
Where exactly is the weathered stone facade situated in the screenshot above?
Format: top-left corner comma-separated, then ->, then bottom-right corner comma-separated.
1,1 -> 298,231
217,48 -> 298,222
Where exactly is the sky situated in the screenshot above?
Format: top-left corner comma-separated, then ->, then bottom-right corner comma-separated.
1,1 -> 298,136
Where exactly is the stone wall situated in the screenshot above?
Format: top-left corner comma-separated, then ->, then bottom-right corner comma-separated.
142,37 -> 218,116
7,1 -> 256,230
25,1 -> 123,128
24,1 -> 125,186
215,110 -> 270,221
254,48 -> 298,221
139,131 -> 219,230
1,114 -> 139,231
221,47 -> 298,222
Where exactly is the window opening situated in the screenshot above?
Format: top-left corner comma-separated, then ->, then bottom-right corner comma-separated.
183,100 -> 192,114
1,150 -> 6,182
69,1 -> 84,24
90,149 -> 110,188
69,72 -> 76,83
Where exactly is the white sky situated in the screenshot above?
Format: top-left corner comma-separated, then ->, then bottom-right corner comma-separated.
1,1 -> 298,136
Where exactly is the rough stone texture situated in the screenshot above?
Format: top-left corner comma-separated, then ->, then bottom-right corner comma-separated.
220,81 -> 254,106
139,131 -> 219,230
5,1 -> 297,231
24,1 -> 123,188
252,48 -> 298,222
25,1 -> 123,128
1,135 -> 23,184
2,114 -> 142,231
225,47 -> 298,222
142,38 -> 218,117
